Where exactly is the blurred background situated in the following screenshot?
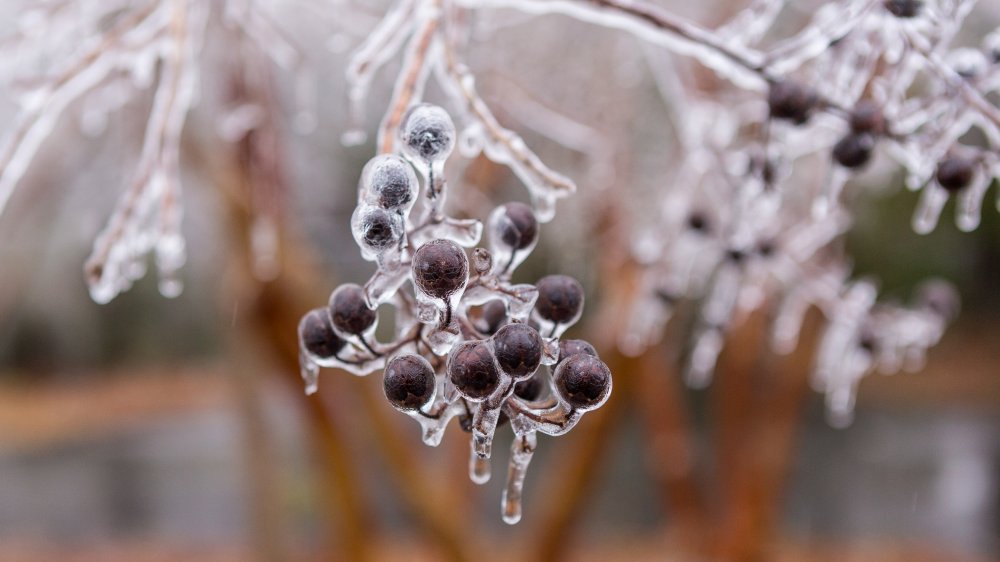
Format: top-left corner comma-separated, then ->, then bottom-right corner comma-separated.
0,0 -> 998,560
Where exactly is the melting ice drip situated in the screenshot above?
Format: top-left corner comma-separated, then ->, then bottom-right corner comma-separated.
298,104 -> 612,524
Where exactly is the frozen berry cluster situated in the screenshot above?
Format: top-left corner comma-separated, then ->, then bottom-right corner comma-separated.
298,104 -> 611,524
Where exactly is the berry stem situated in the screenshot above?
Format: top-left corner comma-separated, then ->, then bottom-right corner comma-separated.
359,334 -> 382,357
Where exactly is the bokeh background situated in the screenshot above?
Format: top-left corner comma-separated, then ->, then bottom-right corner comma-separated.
0,0 -> 998,560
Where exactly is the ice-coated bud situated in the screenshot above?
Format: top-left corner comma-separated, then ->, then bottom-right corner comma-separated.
412,239 -> 469,301
472,248 -> 493,277
384,354 -> 436,411
299,308 -> 346,360
768,81 -> 819,125
399,103 -> 456,165
554,354 -> 612,411
360,154 -> 418,211
352,205 -> 403,258
492,323 -> 543,380
329,283 -> 377,336
448,340 -> 501,400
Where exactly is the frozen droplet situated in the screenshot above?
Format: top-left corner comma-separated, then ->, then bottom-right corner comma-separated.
826,383 -> 856,428
470,448 -> 491,484
300,351 -> 320,396
501,432 -> 537,525
955,174 -> 989,232
912,185 -> 949,235
687,328 -> 723,389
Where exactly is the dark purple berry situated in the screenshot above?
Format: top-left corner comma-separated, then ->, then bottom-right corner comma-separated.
299,309 -> 346,359
556,339 -> 598,367
833,133 -> 875,169
360,207 -> 399,251
372,164 -> 415,209
447,340 -> 501,400
554,354 -> 612,410
687,212 -> 711,234
492,323 -> 543,379
884,0 -> 922,18
400,104 -> 455,163
535,275 -> 584,325
935,157 -> 975,192
768,81 -> 819,124
514,372 -> 545,401
477,300 -> 508,335
412,239 -> 468,300
329,283 -> 377,335
495,202 -> 538,251
383,354 -> 435,410
849,101 -> 886,135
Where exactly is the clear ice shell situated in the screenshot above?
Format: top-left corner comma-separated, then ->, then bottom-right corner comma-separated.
358,153 -> 419,213
501,432 -> 537,525
487,205 -> 539,276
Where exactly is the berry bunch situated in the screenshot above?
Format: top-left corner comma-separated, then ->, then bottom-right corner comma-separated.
616,0 -> 999,424
298,104 -> 611,524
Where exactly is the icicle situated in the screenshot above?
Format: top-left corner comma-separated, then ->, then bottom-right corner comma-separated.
501,432 -> 537,525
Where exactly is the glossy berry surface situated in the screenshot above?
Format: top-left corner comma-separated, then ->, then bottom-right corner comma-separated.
768,81 -> 818,124
495,202 -> 538,250
329,283 -> 377,335
492,323 -> 543,379
399,103 -> 456,164
554,354 -> 612,410
300,309 -> 346,359
556,339 -> 598,367
384,354 -> 436,410
833,133 -> 874,169
412,239 -> 469,300
448,340 -> 501,399
935,157 -> 975,192
535,275 -> 584,325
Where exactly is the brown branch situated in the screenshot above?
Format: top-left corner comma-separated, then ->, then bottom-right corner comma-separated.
632,341 -> 708,554
377,3 -> 441,154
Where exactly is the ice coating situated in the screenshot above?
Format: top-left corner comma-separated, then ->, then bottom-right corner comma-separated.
300,103 -> 610,523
